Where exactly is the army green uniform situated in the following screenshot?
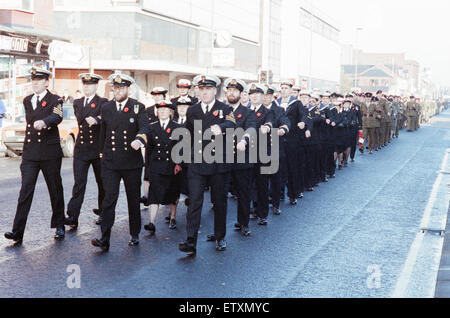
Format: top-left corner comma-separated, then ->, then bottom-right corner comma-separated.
374,101 -> 383,148
416,102 -> 422,129
406,101 -> 417,131
364,102 -> 379,152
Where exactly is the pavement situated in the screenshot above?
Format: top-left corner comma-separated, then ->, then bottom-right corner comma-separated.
0,112 -> 449,298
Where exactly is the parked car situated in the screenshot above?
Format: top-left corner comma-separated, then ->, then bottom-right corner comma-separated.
1,103 -> 78,158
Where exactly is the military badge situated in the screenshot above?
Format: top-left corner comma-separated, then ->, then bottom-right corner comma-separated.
85,74 -> 91,81
134,105 -> 139,114
219,110 -> 223,119
130,118 -> 135,123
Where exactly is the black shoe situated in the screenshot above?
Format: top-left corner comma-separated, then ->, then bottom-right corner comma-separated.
350,159 -> 355,163
169,219 -> 177,230
257,218 -> 268,226
140,196 -> 148,204
290,198 -> 297,206
92,209 -> 101,216
4,231 -> 23,244
329,174 -> 336,179
307,187 -> 314,192
185,198 -> 191,207
322,177 -> 329,183
338,165 -> 343,170
272,207 -> 281,215
359,148 -> 364,154
64,216 -> 78,229
95,216 -> 103,226
250,212 -> 258,220
234,223 -> 242,230
206,234 -> 216,242
128,237 -> 140,246
144,223 -> 156,236
216,240 -> 227,251
241,226 -> 251,236
299,193 -> 304,199
165,215 -> 171,223
54,226 -> 65,240
280,193 -> 285,201
179,240 -> 196,256
91,238 -> 110,252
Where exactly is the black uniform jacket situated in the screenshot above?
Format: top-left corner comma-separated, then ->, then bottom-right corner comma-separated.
99,98 -> 150,170
185,100 -> 236,175
73,95 -> 109,161
146,120 -> 181,176
22,90 -> 64,161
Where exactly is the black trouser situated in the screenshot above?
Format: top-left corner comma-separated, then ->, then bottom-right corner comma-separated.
67,158 -> 104,220
296,145 -> 306,195
100,166 -> 142,242
269,163 -> 282,209
253,164 -> 270,219
12,158 -> 65,236
304,144 -> 320,188
319,142 -> 327,180
326,143 -> 336,177
284,141 -> 300,199
228,168 -> 252,227
350,128 -> 358,160
186,170 -> 228,246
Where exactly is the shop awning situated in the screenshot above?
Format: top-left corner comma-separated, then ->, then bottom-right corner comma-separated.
0,25 -> 70,59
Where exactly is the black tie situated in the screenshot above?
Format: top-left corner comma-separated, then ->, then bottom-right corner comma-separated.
118,103 -> 122,112
84,98 -> 88,107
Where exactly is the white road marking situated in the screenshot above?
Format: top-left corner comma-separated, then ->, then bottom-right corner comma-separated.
392,150 -> 450,298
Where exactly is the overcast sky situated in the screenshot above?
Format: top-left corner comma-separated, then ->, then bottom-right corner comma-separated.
313,0 -> 449,87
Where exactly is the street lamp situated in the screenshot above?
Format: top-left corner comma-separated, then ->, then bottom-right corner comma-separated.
354,27 -> 363,89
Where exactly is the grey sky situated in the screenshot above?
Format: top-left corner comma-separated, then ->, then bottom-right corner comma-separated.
314,0 -> 449,86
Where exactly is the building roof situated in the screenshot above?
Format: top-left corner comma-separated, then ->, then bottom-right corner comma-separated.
0,24 -> 69,42
342,65 -> 373,75
361,68 -> 393,78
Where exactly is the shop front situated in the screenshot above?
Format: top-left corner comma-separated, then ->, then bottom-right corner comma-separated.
0,26 -> 57,120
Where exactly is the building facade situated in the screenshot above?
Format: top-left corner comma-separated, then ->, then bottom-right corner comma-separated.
280,0 -> 341,92
52,0 -> 284,100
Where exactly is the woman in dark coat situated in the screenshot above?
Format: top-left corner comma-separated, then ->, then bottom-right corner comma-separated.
333,100 -> 350,170
342,99 -> 357,167
141,87 -> 168,205
144,100 -> 182,235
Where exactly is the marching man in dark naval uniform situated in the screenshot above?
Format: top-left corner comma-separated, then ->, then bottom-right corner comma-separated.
218,78 -> 256,236
178,75 -> 236,256
91,73 -> 150,251
5,67 -> 66,244
65,73 -> 108,230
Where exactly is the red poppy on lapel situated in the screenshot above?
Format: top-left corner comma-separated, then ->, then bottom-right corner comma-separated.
213,111 -> 219,117
42,101 -> 47,107
166,128 -> 172,134
237,113 -> 243,119
91,103 -> 96,108
124,107 -> 129,113
256,112 -> 262,117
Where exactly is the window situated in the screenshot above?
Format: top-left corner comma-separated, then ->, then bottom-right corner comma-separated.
0,0 -> 33,11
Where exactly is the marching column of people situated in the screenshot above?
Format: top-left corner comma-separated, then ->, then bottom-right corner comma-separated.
5,68 -> 428,256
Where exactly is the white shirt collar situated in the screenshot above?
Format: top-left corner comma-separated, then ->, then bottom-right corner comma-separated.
160,118 -> 170,128
116,98 -> 129,109
34,90 -> 47,101
85,95 -> 95,104
252,104 -> 262,112
201,100 -> 215,113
